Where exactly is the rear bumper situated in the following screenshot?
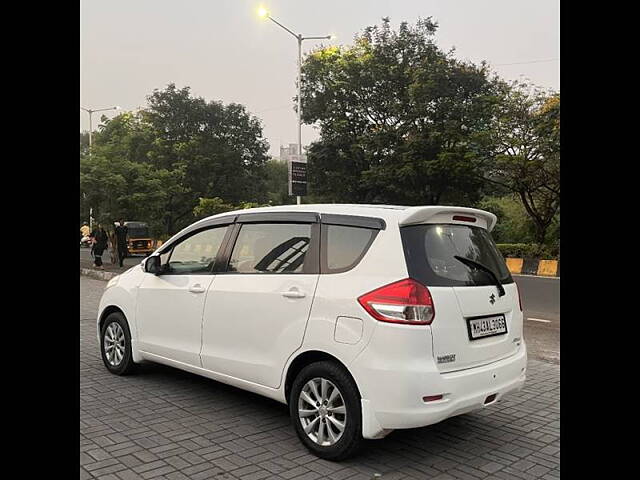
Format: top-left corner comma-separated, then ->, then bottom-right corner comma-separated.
127,248 -> 153,255
356,344 -> 527,439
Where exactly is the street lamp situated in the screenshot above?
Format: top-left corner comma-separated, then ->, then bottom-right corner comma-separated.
258,7 -> 332,205
80,105 -> 120,156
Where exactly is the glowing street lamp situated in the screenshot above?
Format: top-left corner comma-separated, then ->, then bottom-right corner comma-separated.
257,7 -> 332,204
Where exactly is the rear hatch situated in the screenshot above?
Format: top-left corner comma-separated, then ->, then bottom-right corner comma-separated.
400,210 -> 522,373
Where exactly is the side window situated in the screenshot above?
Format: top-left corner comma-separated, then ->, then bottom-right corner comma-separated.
323,225 -> 378,273
165,226 -> 228,274
228,223 -> 311,273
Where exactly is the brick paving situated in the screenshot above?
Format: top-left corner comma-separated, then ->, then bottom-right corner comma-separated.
81,278 -> 559,480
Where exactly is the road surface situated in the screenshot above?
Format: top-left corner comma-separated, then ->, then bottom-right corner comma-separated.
514,275 -> 560,364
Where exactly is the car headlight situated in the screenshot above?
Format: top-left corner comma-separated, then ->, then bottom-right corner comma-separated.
106,275 -> 120,289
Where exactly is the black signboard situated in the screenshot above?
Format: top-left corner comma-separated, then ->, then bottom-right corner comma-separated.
289,161 -> 307,196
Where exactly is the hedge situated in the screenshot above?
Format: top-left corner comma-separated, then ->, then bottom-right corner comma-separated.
496,243 -> 559,260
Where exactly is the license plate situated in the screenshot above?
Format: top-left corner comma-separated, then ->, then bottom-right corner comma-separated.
467,314 -> 508,340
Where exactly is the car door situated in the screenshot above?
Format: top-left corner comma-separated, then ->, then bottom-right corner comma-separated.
201,215 -> 320,388
136,225 -> 230,366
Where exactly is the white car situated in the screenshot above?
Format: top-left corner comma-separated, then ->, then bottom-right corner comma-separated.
97,204 -> 526,460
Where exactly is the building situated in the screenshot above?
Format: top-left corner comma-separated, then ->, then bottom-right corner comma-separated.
279,143 -> 300,163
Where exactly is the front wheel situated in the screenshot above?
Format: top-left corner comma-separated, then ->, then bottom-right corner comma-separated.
289,361 -> 363,461
100,312 -> 135,375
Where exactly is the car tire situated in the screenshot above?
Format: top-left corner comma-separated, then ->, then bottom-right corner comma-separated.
289,361 -> 363,461
100,312 -> 135,376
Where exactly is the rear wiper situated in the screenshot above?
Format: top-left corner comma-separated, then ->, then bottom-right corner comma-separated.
453,255 -> 505,297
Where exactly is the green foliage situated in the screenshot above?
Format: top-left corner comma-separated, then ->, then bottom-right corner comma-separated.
301,18 -> 503,205
264,159 -> 295,205
80,84 -> 270,235
483,84 -> 560,244
193,197 -> 235,219
496,243 -> 559,260
478,195 -> 536,244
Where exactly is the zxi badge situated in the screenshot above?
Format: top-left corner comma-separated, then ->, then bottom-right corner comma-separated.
489,293 -> 496,305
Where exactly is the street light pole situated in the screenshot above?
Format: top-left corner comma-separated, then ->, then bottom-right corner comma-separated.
297,35 -> 302,205
80,106 -> 120,157
259,8 -> 332,205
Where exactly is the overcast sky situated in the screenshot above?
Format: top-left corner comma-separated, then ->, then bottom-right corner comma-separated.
80,0 -> 559,156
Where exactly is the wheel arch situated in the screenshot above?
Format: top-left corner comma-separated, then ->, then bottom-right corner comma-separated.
284,350 -> 361,404
98,305 -> 127,333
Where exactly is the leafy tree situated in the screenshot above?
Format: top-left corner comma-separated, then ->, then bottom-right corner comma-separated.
193,197 -> 235,219
300,18 -> 503,205
80,84 -> 271,235
264,159 -> 294,205
80,131 -> 90,156
478,195 -> 537,244
483,84 -> 560,244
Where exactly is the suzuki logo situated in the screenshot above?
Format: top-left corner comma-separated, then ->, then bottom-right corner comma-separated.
489,293 -> 496,305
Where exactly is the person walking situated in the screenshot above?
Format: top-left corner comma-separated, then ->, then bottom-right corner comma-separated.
114,219 -> 129,268
91,223 -> 109,270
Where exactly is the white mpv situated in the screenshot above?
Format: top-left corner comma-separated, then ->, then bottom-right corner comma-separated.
97,204 -> 526,460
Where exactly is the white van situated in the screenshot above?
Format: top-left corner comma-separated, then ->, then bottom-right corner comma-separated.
97,204 -> 526,460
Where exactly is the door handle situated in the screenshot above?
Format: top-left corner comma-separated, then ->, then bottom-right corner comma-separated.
189,284 -> 206,294
282,289 -> 306,299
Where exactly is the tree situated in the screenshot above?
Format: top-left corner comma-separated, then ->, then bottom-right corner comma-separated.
483,84 -> 560,244
300,18 -> 503,205
193,197 -> 235,219
80,84 -> 271,235
264,159 -> 294,205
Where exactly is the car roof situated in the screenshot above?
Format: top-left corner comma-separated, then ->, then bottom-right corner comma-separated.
226,204 -> 408,218
198,204 -> 495,230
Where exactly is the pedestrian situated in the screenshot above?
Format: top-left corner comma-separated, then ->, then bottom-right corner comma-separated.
114,219 -> 129,267
80,222 -> 90,244
91,223 -> 109,270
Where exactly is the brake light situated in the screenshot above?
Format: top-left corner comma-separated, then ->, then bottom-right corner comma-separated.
357,278 -> 435,325
452,215 -> 476,223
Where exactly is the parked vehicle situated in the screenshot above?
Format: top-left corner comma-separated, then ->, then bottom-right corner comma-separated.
123,221 -> 154,256
97,205 -> 526,460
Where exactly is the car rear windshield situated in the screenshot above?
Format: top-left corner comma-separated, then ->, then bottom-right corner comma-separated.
400,224 -> 513,287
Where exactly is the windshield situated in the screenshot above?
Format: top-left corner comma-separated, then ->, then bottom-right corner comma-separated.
126,223 -> 150,238
400,224 -> 513,287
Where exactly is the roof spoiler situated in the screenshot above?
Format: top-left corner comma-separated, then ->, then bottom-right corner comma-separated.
399,206 -> 497,232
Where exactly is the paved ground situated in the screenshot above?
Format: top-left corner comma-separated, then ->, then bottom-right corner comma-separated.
81,246 -> 143,274
514,276 -> 559,365
81,277 -> 559,480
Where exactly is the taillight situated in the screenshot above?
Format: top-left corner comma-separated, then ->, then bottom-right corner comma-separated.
516,284 -> 523,311
357,278 -> 435,325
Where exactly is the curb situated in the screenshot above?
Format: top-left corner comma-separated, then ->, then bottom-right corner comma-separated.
80,268 -> 117,281
506,258 -> 560,277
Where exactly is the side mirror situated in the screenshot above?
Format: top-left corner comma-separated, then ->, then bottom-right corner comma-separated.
144,255 -> 162,275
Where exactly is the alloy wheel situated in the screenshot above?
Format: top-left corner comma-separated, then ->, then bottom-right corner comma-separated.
103,322 -> 125,367
298,377 -> 347,446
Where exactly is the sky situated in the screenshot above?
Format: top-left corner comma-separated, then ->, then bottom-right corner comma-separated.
80,0 -> 559,157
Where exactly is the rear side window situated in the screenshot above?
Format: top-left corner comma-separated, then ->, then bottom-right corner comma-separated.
228,223 -> 311,273
401,224 -> 513,287
322,224 -> 378,274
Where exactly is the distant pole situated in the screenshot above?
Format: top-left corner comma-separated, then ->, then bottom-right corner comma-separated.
297,35 -> 302,205
81,106 -> 120,157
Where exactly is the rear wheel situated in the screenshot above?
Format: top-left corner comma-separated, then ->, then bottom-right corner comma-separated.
289,361 -> 363,461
